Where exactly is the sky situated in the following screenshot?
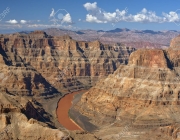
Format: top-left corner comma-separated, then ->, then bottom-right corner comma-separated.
0,0 -> 180,32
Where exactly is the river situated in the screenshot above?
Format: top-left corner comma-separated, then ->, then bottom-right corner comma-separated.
56,90 -> 86,130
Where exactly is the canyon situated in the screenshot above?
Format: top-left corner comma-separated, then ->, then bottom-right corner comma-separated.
0,30 -> 135,139
1,30 -> 180,139
0,30 -> 135,96
73,35 -> 180,139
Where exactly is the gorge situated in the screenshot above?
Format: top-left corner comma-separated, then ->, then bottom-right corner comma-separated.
72,35 -> 180,139
0,30 -> 135,139
1,30 -> 180,139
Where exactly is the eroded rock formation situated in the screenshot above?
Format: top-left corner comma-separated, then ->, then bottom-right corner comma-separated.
73,35 -> 180,139
0,31 -> 135,139
0,91 -> 66,140
0,31 -> 135,96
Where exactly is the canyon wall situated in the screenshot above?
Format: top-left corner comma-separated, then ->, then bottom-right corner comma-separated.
0,31 -> 135,96
0,90 -> 66,140
73,36 -> 180,139
0,31 -> 135,139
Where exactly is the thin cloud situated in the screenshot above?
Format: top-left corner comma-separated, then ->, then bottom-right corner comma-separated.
20,20 -> 27,24
0,23 -> 74,30
6,19 -> 30,24
6,19 -> 18,24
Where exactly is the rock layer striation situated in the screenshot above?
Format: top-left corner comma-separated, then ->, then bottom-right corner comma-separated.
74,35 -> 180,139
0,31 -> 135,96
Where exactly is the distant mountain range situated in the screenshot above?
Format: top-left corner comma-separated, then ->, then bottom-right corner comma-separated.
43,28 -> 180,48
17,28 -> 180,48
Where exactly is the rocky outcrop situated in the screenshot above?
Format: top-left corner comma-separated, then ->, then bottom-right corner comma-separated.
0,91 -> 65,140
0,31 -> 135,140
0,83 -> 99,140
128,49 -> 168,68
0,113 -> 65,140
170,35 -> 180,49
0,31 -> 135,96
73,36 -> 180,139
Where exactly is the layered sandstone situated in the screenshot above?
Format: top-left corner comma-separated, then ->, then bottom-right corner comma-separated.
0,31 -> 135,96
73,36 -> 180,139
0,31 -> 135,140
0,85 -> 98,140
0,91 -> 66,140
170,35 -> 180,49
